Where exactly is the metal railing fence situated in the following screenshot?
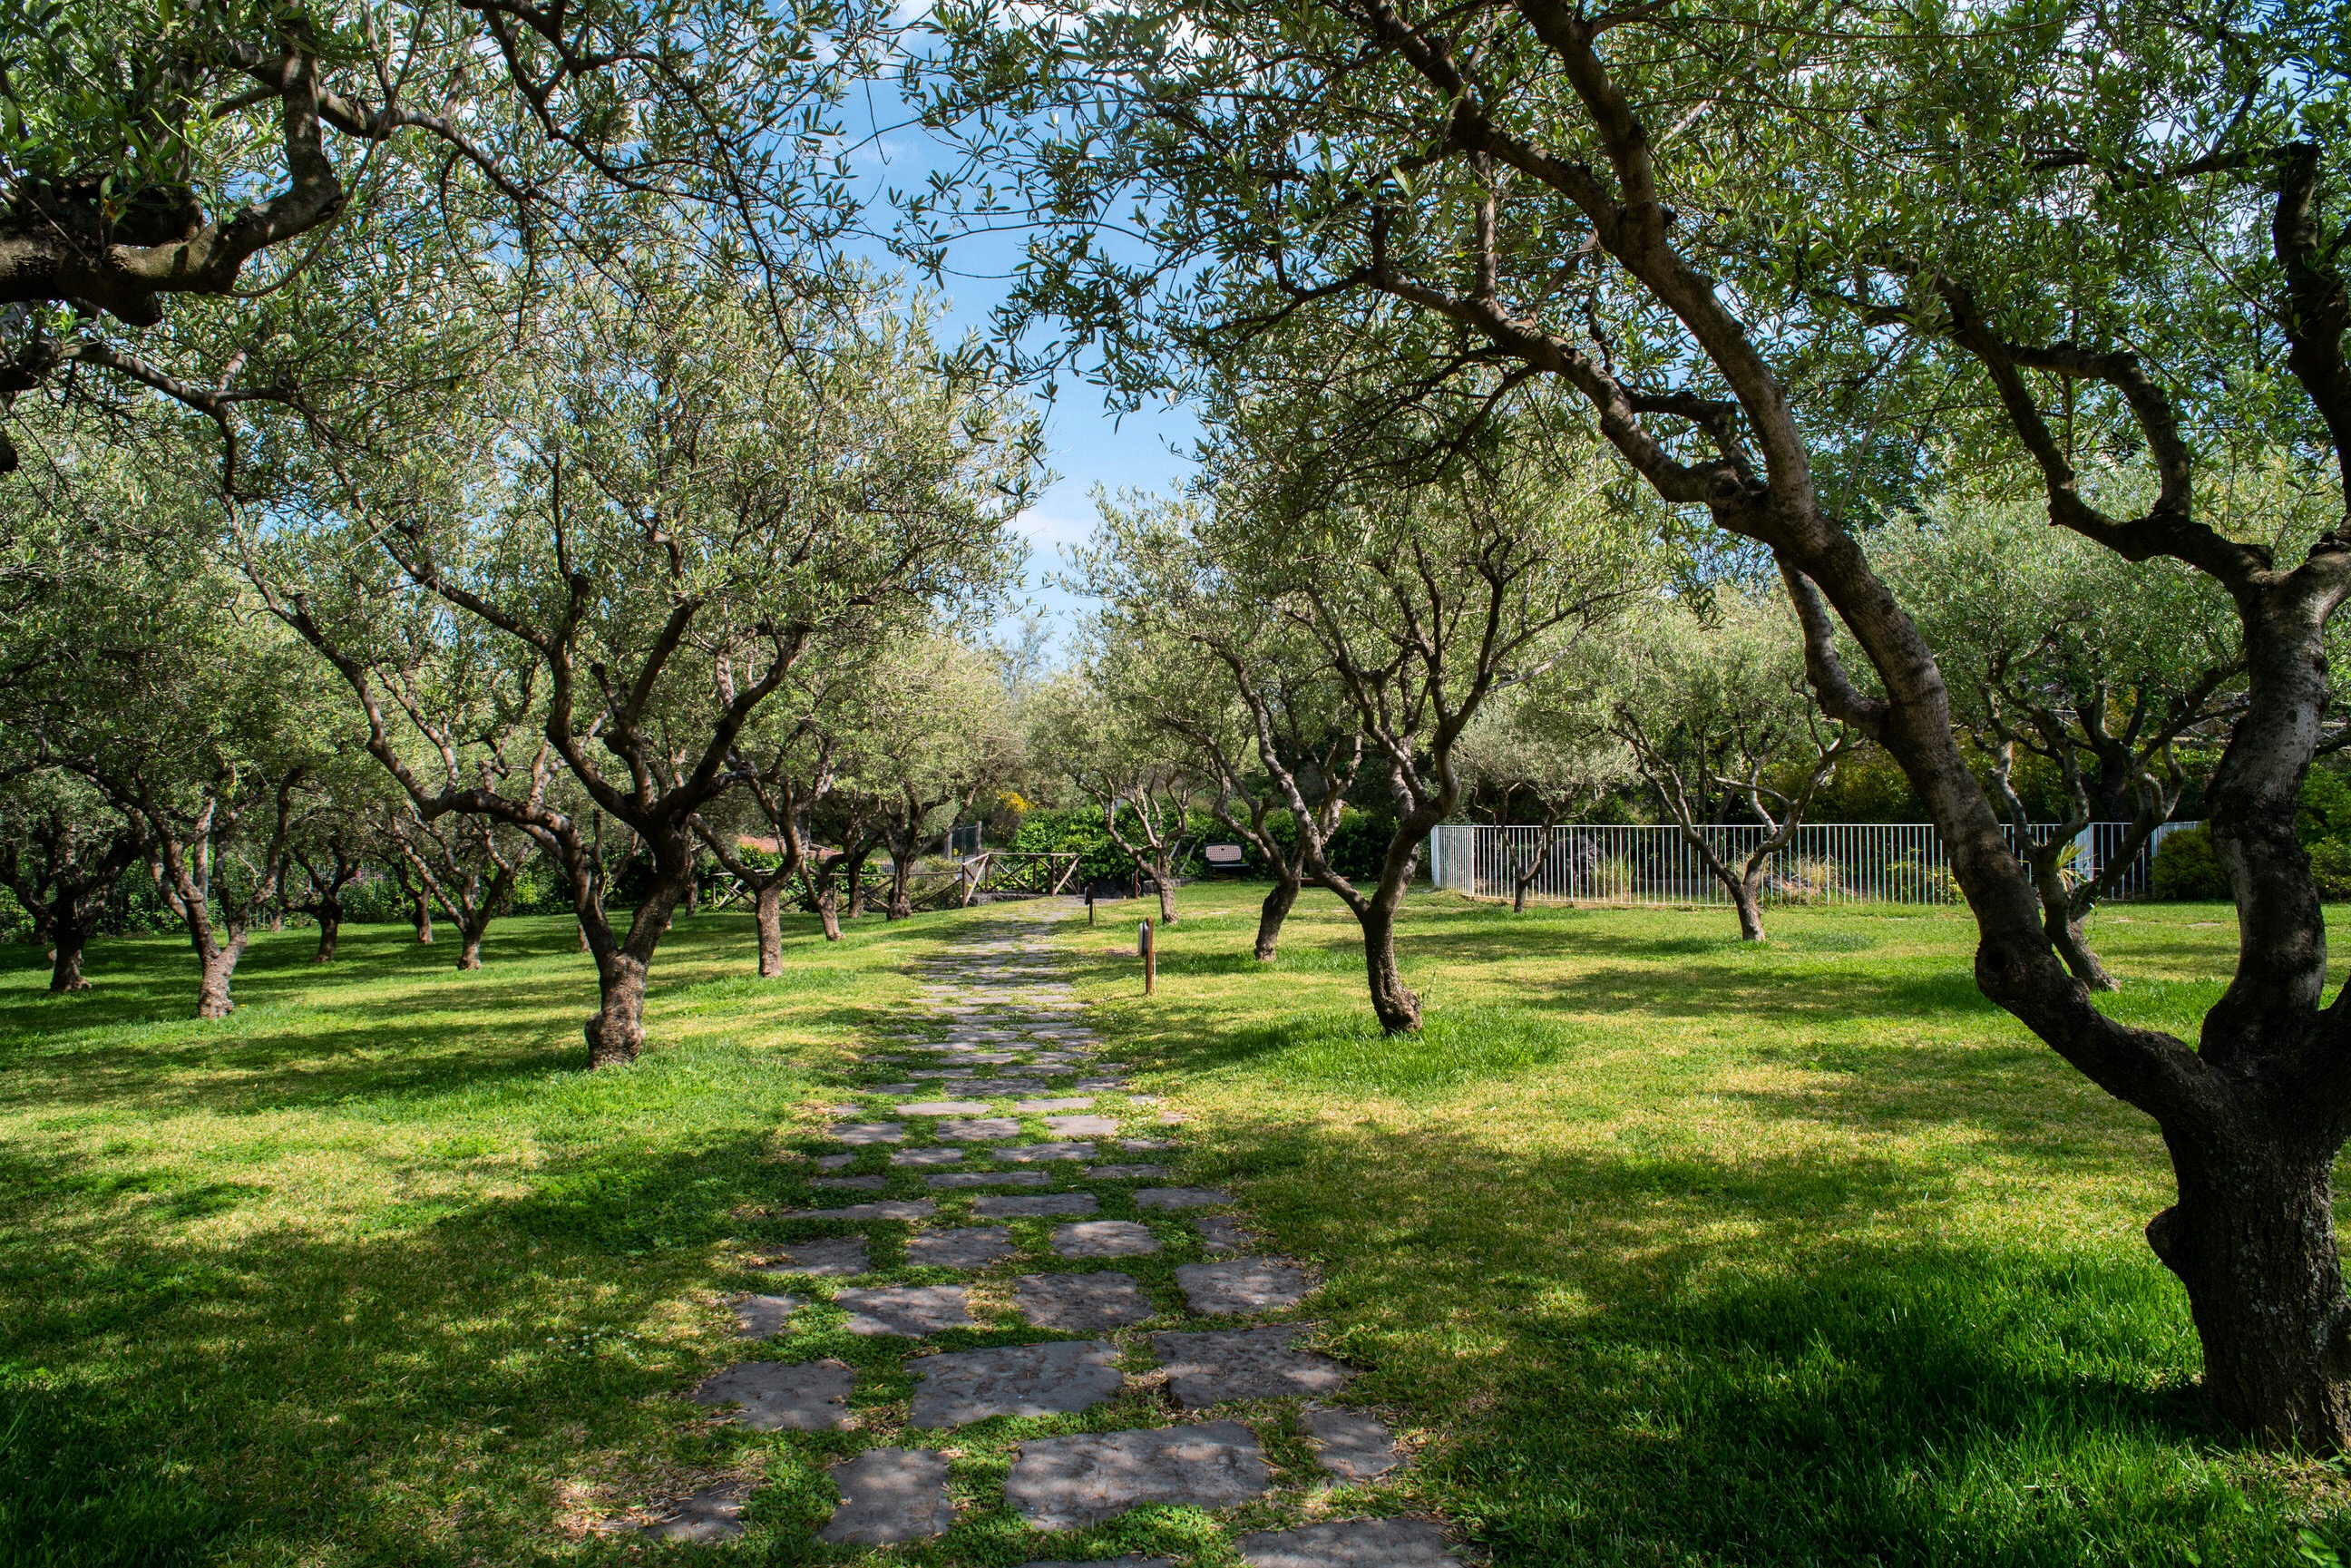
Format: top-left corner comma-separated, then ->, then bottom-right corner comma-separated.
1426,821 -> 2195,909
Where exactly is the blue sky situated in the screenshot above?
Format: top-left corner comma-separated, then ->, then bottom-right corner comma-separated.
842,78 -> 1202,659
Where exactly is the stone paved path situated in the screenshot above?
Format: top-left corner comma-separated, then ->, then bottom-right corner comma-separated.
624,899 -> 1461,1562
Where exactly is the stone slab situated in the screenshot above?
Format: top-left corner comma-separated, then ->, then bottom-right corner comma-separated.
935,1117 -> 1023,1141
830,1122 -> 905,1144
1194,1216 -> 1253,1255
1235,1519 -> 1460,1566
890,1146 -> 966,1167
908,1338 -> 1126,1427
991,1141 -> 1096,1163
834,1284 -> 977,1336
976,1193 -> 1098,1218
729,1291 -> 801,1338
813,1174 -> 890,1192
1072,1078 -> 1132,1091
866,1083 -> 927,1096
1136,1187 -> 1230,1210
1176,1260 -> 1315,1315
904,1225 -> 1018,1269
791,1199 -> 936,1222
1045,1115 -> 1121,1138
1304,1409 -> 1401,1483
1150,1327 -> 1353,1407
816,1447 -> 955,1544
1120,1138 -> 1179,1152
1015,1558 -> 1174,1568
1085,1164 -> 1172,1180
1015,1097 -> 1096,1112
1015,1271 -> 1156,1329
765,1237 -> 870,1278
1004,1420 -> 1272,1530
930,1169 -> 1053,1189
898,1100 -> 995,1115
1052,1220 -> 1161,1259
812,1153 -> 858,1171
688,1358 -> 854,1430
641,1481 -> 749,1542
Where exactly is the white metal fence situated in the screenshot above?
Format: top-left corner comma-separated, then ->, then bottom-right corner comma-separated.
1426,821 -> 2195,909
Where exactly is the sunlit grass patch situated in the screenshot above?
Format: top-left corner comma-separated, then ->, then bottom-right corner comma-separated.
1,888 -> 2345,1566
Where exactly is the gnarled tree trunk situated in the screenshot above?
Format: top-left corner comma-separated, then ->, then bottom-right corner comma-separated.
2148,1125 -> 2351,1444
312,898 -> 342,962
584,950 -> 649,1067
1152,855 -> 1178,925
195,934 -> 246,1019
1254,872 -> 1298,961
1731,866 -> 1766,943
50,923 -> 91,992
755,882 -> 784,975
2033,851 -> 2117,990
1359,892 -> 1419,1034
577,846 -> 691,1069
844,851 -> 870,918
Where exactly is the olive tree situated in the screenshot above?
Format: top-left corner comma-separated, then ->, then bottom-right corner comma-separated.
1873,482 -> 2250,988
1029,666 -> 1204,926
1196,413 -> 1651,1032
1073,493 -> 1364,960
0,402 -> 329,1015
844,633 -> 1019,920
0,770 -> 147,991
1454,675 -> 1629,914
912,0 -> 2351,1442
263,265 -> 1036,1066
1607,589 -> 1851,942
0,0 -> 896,472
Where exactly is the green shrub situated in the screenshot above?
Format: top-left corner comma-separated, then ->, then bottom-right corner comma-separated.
2311,839 -> 2351,901
2151,824 -> 2228,901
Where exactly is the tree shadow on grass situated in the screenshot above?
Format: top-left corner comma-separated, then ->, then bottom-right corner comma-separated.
0,1127 -> 845,1568
0,917 -> 913,1119
1190,1114 -> 2333,1567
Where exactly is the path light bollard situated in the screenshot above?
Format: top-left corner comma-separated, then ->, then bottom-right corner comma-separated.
1138,918 -> 1156,996
1088,888 -> 1096,926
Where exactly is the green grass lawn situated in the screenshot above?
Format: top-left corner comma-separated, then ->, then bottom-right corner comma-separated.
2,887 -> 2345,1566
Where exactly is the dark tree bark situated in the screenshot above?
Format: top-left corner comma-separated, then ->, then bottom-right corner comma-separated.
1210,742 -> 1356,960
1506,801 -> 1564,916
1615,703 -> 1849,943
1087,774 -> 1194,928
875,782 -> 962,921
49,925 -> 92,992
289,833 -> 363,964
844,845 -> 872,918
0,804 -> 146,994
127,774 -> 300,1019
697,747 -> 826,977
1981,660 -> 2226,990
385,804 -> 531,972
1253,873 -> 1299,960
